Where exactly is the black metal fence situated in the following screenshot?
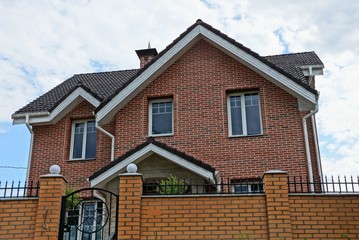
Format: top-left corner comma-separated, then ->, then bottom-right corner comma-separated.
0,181 -> 39,198
288,176 -> 359,194
143,178 -> 264,195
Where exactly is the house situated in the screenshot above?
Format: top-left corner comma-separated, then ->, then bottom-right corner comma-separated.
12,19 -> 324,193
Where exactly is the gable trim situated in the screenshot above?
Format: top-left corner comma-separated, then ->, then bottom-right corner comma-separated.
96,24 -> 317,125
95,27 -> 201,125
90,143 -> 215,188
12,87 -> 100,125
198,25 -> 317,104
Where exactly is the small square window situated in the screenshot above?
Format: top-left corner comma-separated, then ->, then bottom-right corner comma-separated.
227,92 -> 262,136
70,120 -> 96,160
149,99 -> 173,136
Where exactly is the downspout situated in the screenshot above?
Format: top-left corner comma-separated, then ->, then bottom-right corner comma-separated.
312,115 -> 324,182
302,76 -> 319,192
25,114 -> 34,183
95,122 -> 115,161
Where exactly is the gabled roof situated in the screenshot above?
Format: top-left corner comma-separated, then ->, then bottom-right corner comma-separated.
13,19 -> 324,125
89,137 -> 216,187
263,51 -> 324,84
13,69 -> 138,115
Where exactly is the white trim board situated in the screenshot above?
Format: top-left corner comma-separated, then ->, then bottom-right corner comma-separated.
96,25 -> 318,125
90,143 -> 215,188
12,87 -> 101,125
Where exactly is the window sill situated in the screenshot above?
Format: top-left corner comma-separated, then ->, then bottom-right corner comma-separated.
66,158 -> 96,162
149,133 -> 174,137
228,133 -> 266,138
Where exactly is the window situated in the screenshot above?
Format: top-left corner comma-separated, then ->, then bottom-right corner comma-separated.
227,92 -> 262,136
70,120 -> 96,160
66,200 -> 105,240
149,98 -> 173,136
231,179 -> 264,194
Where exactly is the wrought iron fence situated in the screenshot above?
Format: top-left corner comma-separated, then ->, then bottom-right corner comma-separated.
288,176 -> 359,194
0,181 -> 39,198
143,178 -> 264,195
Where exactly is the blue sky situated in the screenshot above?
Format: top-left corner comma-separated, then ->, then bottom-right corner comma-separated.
0,0 -> 358,182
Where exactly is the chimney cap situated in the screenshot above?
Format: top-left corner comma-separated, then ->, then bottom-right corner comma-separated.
135,48 -> 158,58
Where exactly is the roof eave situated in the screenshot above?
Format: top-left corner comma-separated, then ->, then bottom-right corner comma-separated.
12,87 -> 101,125
90,142 -> 215,188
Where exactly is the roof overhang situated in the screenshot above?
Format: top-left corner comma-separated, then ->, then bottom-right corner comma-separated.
12,87 -> 101,125
96,25 -> 318,125
90,143 -> 215,188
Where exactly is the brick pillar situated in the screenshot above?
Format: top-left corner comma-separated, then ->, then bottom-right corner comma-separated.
263,170 -> 292,240
118,173 -> 143,240
34,174 -> 67,239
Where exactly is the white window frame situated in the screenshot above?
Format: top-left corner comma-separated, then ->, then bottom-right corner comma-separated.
232,181 -> 263,194
148,98 -> 174,137
77,201 -> 104,240
70,119 -> 96,160
227,92 -> 263,137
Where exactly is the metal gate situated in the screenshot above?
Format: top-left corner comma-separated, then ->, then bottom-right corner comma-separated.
59,188 -> 119,240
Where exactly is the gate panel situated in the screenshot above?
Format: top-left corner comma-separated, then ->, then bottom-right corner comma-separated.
59,188 -> 118,240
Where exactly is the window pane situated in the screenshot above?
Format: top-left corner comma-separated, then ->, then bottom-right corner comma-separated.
245,93 -> 261,135
230,96 -> 243,135
152,101 -> 173,135
73,123 -> 84,158
152,113 -> 172,134
85,121 -> 96,159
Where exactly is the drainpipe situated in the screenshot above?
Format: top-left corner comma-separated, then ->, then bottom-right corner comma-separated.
303,81 -> 319,192
25,114 -> 34,183
312,115 -> 324,182
95,122 -> 115,161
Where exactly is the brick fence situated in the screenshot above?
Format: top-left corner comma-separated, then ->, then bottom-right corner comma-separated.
0,170 -> 358,239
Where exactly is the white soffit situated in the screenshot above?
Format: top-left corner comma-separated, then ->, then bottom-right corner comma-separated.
12,87 -> 100,125
90,143 -> 215,188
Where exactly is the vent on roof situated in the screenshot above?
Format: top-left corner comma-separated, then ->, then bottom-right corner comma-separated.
135,43 -> 158,68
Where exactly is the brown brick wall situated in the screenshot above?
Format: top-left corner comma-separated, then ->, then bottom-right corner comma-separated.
29,101 -> 114,189
0,199 -> 38,240
114,39 -> 318,180
290,195 -> 359,239
141,195 -> 268,239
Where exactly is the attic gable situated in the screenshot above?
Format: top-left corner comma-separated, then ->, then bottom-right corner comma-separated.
95,19 -> 322,125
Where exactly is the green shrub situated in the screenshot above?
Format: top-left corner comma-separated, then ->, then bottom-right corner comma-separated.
156,174 -> 187,195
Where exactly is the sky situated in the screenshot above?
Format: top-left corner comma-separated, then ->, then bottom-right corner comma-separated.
0,0 -> 358,182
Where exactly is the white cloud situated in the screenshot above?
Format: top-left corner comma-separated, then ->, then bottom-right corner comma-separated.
0,0 -> 358,177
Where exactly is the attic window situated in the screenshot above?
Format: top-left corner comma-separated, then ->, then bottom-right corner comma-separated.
70,120 -> 96,160
148,98 -> 173,136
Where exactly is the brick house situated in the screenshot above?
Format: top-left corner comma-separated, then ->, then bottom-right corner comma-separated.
12,19 -> 324,193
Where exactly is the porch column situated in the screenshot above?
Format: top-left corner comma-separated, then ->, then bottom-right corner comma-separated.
34,171 -> 67,239
118,173 -> 143,240
263,170 -> 292,240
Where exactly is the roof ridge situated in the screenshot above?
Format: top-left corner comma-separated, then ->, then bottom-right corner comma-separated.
74,68 -> 139,77
263,51 -> 315,58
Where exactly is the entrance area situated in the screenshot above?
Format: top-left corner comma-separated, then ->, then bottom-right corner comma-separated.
59,188 -> 118,240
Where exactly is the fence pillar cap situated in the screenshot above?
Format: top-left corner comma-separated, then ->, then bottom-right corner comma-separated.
119,173 -> 143,178
262,170 -> 287,178
39,173 -> 68,182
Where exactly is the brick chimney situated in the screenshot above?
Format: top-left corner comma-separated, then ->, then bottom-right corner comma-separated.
135,46 -> 158,68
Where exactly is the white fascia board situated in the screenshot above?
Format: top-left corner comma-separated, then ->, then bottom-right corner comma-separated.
97,25 -> 317,124
96,27 -> 202,125
12,87 -> 100,125
90,143 -> 214,187
197,26 -> 317,104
